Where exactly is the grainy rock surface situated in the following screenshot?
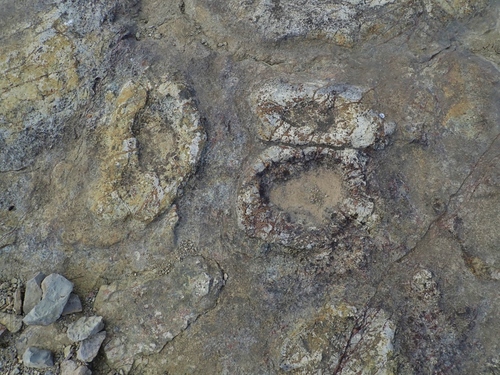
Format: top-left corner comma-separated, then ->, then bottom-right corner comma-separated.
1,0 -> 500,374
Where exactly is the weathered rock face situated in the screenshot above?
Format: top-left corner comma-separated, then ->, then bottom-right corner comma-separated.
1,0 -> 500,374
94,256 -> 224,372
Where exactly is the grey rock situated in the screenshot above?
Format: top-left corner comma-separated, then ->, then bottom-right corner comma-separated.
23,272 -> 45,315
23,273 -> 73,326
0,312 -> 23,333
62,293 -> 83,316
0,323 -> 6,337
22,347 -> 54,368
13,285 -> 22,315
60,360 -> 92,375
67,316 -> 104,342
77,331 -> 106,363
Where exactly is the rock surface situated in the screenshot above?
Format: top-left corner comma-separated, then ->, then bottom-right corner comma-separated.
95,256 -> 224,371
1,0 -> 500,374
22,347 -> 54,369
23,273 -> 73,326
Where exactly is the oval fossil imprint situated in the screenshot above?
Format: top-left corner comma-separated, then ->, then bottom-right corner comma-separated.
237,81 -> 394,249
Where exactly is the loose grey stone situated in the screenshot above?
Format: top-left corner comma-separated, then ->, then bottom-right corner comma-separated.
23,272 -> 45,315
62,293 -> 83,316
0,312 -> 23,333
67,316 -> 104,342
60,360 -> 92,375
13,285 -> 22,315
77,331 -> 106,362
23,273 -> 73,326
0,323 -> 6,337
22,347 -> 54,368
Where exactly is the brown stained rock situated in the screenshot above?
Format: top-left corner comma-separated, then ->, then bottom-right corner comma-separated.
95,256 -> 224,372
88,79 -> 206,225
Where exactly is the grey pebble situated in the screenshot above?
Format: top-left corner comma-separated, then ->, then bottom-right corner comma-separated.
22,347 -> 54,368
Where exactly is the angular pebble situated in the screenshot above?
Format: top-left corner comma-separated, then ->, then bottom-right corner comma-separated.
22,347 -> 54,368
0,312 -> 23,333
62,293 -> 83,316
60,359 -> 92,375
77,331 -> 106,362
67,316 -> 104,342
23,274 -> 73,326
23,272 -> 45,315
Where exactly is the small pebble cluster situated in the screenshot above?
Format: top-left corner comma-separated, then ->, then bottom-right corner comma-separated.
0,273 -> 106,375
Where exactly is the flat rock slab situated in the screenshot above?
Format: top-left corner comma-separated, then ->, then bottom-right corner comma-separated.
23,273 -> 73,326
67,316 -> 104,342
77,331 -> 106,362
22,347 -> 54,369
0,312 -> 23,333
95,256 -> 224,371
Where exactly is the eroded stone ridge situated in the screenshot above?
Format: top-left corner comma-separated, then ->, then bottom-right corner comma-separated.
237,146 -> 374,249
253,82 -> 394,149
88,79 -> 206,224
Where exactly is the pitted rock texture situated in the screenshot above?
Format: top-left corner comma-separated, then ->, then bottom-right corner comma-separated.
253,81 -> 393,149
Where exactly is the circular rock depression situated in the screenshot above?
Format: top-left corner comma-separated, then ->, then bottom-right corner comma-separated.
237,146 -> 374,249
